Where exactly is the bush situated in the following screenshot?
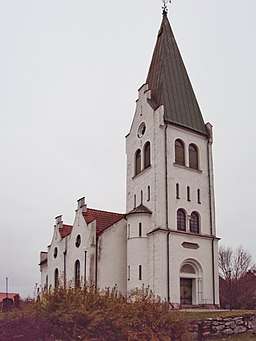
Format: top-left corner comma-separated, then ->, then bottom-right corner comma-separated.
0,286 -> 188,341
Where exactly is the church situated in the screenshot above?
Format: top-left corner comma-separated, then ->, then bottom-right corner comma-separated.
40,8 -> 220,308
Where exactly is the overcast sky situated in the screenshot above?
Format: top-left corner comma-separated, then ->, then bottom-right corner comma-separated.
0,0 -> 255,298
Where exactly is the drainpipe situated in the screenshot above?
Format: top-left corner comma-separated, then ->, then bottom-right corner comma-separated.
164,124 -> 171,303
207,124 -> 216,305
63,237 -> 67,289
95,236 -> 98,288
84,250 -> 87,287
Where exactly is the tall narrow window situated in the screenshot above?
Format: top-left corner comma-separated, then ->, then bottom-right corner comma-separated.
197,189 -> 201,204
177,209 -> 186,231
190,211 -> 200,234
134,194 -> 136,208
189,144 -> 199,170
187,186 -> 191,201
75,260 -> 80,287
139,265 -> 142,280
54,268 -> 59,288
139,223 -> 142,237
45,275 -> 48,291
176,183 -> 180,199
135,149 -> 141,175
147,186 -> 150,201
128,266 -> 130,281
144,142 -> 151,168
175,139 -> 185,165
141,190 -> 143,204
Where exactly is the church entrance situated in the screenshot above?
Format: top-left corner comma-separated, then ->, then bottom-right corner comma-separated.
180,278 -> 192,305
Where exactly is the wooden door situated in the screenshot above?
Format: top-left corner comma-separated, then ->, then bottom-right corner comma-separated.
180,278 -> 192,305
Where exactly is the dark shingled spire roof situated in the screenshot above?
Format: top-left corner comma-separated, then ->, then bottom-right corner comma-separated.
146,13 -> 207,135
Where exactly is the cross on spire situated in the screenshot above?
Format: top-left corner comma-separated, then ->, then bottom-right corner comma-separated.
162,0 -> 172,15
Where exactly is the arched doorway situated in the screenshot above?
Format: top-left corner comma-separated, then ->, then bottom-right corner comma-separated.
180,260 -> 203,305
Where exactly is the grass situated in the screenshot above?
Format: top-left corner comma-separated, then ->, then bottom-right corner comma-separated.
180,310 -> 256,320
208,332 -> 256,340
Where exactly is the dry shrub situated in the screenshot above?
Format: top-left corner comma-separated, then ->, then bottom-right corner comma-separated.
0,286 -> 188,341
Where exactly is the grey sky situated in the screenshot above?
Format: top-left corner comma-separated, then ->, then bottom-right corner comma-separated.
0,0 -> 255,298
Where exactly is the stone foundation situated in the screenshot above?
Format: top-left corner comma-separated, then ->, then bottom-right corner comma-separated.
188,313 -> 256,340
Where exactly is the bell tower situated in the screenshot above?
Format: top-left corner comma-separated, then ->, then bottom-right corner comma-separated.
125,8 -> 219,306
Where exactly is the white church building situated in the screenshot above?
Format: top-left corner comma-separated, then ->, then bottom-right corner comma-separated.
40,9 -> 220,308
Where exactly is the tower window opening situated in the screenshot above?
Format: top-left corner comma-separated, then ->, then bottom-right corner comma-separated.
187,186 -> 191,201
197,189 -> 201,204
141,190 -> 143,205
176,183 -> 180,199
147,186 -> 150,201
139,223 -> 142,237
177,209 -> 186,231
139,265 -> 142,280
144,141 -> 151,169
128,266 -> 130,281
135,149 -> 141,175
134,194 -> 136,208
128,224 -> 131,239
175,139 -> 185,166
190,211 -> 200,234
189,143 -> 199,170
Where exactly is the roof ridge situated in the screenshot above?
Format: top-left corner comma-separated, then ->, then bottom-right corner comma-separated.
86,208 -> 124,215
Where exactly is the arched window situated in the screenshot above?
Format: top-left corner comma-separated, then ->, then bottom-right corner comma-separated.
135,149 -> 141,175
144,142 -> 151,169
75,260 -> 80,287
54,268 -> 59,288
190,211 -> 200,234
189,144 -> 199,170
177,209 -> 186,231
175,139 -> 185,166
180,264 -> 196,274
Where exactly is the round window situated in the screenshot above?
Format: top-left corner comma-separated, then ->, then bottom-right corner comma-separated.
53,247 -> 58,258
137,122 -> 146,138
75,234 -> 81,248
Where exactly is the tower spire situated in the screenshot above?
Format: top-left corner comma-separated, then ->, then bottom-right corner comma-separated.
146,10 -> 207,135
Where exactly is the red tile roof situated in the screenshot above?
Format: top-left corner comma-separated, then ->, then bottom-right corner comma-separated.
0,293 -> 19,303
59,224 -> 73,238
83,208 -> 125,236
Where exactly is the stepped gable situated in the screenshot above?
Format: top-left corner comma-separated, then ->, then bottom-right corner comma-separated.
83,208 -> 125,236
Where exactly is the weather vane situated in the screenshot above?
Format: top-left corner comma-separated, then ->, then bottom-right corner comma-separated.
162,0 -> 172,15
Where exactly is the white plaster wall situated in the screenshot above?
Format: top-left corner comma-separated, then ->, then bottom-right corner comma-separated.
47,225 -> 66,288
40,263 -> 48,291
65,208 -> 96,286
166,125 -> 211,235
97,219 -> 127,293
148,230 -> 168,299
168,232 -> 216,305
127,213 -> 151,291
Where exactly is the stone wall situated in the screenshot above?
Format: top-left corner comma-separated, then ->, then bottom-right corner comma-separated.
188,314 -> 256,340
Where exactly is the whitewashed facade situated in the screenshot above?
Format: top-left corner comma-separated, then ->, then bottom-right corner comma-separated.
40,11 -> 219,307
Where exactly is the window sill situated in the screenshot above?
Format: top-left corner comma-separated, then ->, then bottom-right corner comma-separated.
173,163 -> 202,174
132,165 -> 152,179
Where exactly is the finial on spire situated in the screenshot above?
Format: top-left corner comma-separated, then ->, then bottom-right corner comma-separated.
162,0 -> 171,15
